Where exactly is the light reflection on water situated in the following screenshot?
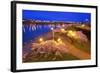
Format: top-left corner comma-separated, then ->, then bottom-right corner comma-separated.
23,24 -> 57,43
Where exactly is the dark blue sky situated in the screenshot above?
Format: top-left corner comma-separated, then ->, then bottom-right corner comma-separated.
23,10 -> 91,23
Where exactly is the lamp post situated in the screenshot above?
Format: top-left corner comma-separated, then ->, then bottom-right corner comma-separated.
51,27 -> 54,41
39,38 -> 43,43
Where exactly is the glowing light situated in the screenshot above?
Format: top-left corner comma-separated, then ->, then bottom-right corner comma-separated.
61,28 -> 65,32
81,24 -> 85,27
62,24 -> 65,27
57,38 -> 62,44
67,30 -> 76,37
68,30 -> 73,34
39,38 -> 44,42
57,38 -> 61,42
51,27 -> 54,30
71,32 -> 76,36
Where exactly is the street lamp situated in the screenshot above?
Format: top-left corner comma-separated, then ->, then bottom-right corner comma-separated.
51,27 -> 54,41
62,24 -> 65,27
67,30 -> 77,38
61,28 -> 65,33
57,38 -> 62,44
81,24 -> 85,27
39,38 -> 44,43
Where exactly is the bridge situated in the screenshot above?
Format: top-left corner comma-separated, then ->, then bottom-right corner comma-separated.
23,20 -> 84,25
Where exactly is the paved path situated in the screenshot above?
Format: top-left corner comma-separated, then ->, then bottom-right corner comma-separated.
62,38 -> 90,59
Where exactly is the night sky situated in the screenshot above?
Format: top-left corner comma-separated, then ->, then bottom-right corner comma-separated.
23,10 -> 91,23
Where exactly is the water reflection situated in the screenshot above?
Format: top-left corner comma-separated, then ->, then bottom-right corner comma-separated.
23,24 -> 56,43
